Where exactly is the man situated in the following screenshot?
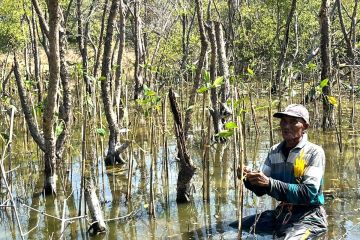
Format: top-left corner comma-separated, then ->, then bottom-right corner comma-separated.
230,104 -> 328,239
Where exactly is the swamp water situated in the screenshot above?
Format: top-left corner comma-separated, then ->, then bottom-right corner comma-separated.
1,122 -> 360,239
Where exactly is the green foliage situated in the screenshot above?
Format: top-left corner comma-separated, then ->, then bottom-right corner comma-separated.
136,84 -> 162,117
216,121 -> 238,139
96,128 -> 106,137
0,0 -> 28,52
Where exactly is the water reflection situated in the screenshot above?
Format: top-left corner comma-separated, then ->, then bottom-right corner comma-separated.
1,128 -> 360,239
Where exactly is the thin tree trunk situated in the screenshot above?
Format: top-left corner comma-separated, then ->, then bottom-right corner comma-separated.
133,0 -> 143,100
169,89 -> 196,203
31,6 -> 43,103
273,0 -> 297,93
320,0 -> 334,130
113,0 -> 125,110
93,0 -> 109,78
184,0 -> 209,139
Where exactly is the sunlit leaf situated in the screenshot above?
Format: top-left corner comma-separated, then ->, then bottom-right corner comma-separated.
247,67 -> 254,77
225,121 -> 238,130
327,96 -> 338,107
96,128 -> 106,137
55,122 -> 64,137
197,86 -> 209,93
143,204 -> 149,209
319,79 -> 329,89
212,76 -> 224,88
216,130 -> 234,138
203,71 -> 210,83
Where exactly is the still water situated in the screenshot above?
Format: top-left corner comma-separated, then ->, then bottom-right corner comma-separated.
1,124 -> 360,239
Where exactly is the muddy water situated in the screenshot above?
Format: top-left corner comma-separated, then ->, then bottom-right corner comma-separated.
1,125 -> 360,239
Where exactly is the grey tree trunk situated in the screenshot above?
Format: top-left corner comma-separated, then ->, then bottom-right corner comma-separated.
85,179 -> 107,233
273,0 -> 297,93
93,0 -> 109,78
100,0 -> 129,165
320,0 -> 334,130
184,0 -> 209,139
43,0 -> 61,195
113,0 -> 125,111
133,0 -> 144,100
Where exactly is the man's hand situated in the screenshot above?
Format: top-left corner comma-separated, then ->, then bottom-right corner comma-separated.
245,171 -> 270,187
236,166 -> 254,180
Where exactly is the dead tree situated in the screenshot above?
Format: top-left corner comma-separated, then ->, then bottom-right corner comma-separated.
169,89 -> 196,203
85,179 -> 107,233
320,0 -> 334,130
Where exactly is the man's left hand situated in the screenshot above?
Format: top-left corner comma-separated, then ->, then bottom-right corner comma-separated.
246,171 -> 270,187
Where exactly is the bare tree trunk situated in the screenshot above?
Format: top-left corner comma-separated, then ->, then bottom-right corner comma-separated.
320,0 -> 333,130
76,0 -> 93,94
93,0 -> 109,78
184,0 -> 209,138
169,89 -> 196,203
113,0 -> 125,110
31,6 -> 43,103
133,0 -> 143,100
43,0 -> 61,195
273,0 -> 297,93
85,179 -> 107,233
100,0 -> 129,165
13,55 -> 45,151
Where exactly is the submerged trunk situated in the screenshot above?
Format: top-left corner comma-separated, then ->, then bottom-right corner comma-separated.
169,89 -> 196,203
100,0 -> 129,165
43,0 -> 61,195
85,179 -> 107,233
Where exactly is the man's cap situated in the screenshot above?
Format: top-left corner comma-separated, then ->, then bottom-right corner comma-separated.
273,104 -> 309,124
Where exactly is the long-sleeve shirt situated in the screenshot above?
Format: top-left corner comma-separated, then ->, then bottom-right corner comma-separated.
245,134 -> 325,205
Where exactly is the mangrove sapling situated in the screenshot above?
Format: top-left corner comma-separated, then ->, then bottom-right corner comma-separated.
236,113 -> 245,238
268,80 -> 274,146
249,92 -> 260,135
202,113 -> 211,202
149,122 -> 155,217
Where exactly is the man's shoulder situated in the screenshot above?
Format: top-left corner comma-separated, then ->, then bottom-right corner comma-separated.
304,141 -> 325,154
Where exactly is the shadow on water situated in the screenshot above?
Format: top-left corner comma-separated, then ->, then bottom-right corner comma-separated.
2,125 -> 360,239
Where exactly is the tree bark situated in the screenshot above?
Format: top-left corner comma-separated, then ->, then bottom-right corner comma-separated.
93,0 -> 109,78
113,0 -> 125,110
133,0 -> 144,100
43,0 -> 61,195
320,0 -> 334,130
13,55 -> 45,151
169,89 -> 196,203
85,179 -> 107,233
100,0 -> 129,165
273,0 -> 297,93
184,0 -> 209,139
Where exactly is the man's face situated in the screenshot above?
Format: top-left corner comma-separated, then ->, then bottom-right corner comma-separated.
279,116 -> 308,145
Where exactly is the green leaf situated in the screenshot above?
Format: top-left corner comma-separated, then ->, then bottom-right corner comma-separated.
212,76 -> 224,88
307,63 -> 317,70
186,105 -> 194,111
247,67 -> 254,77
98,76 -> 106,81
55,122 -> 64,137
96,128 -> 106,137
203,71 -> 210,83
225,121 -> 238,130
216,130 -> 234,138
197,86 -> 209,93
319,79 -> 329,89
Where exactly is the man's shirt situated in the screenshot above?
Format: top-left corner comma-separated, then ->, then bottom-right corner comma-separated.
246,134 -> 325,205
